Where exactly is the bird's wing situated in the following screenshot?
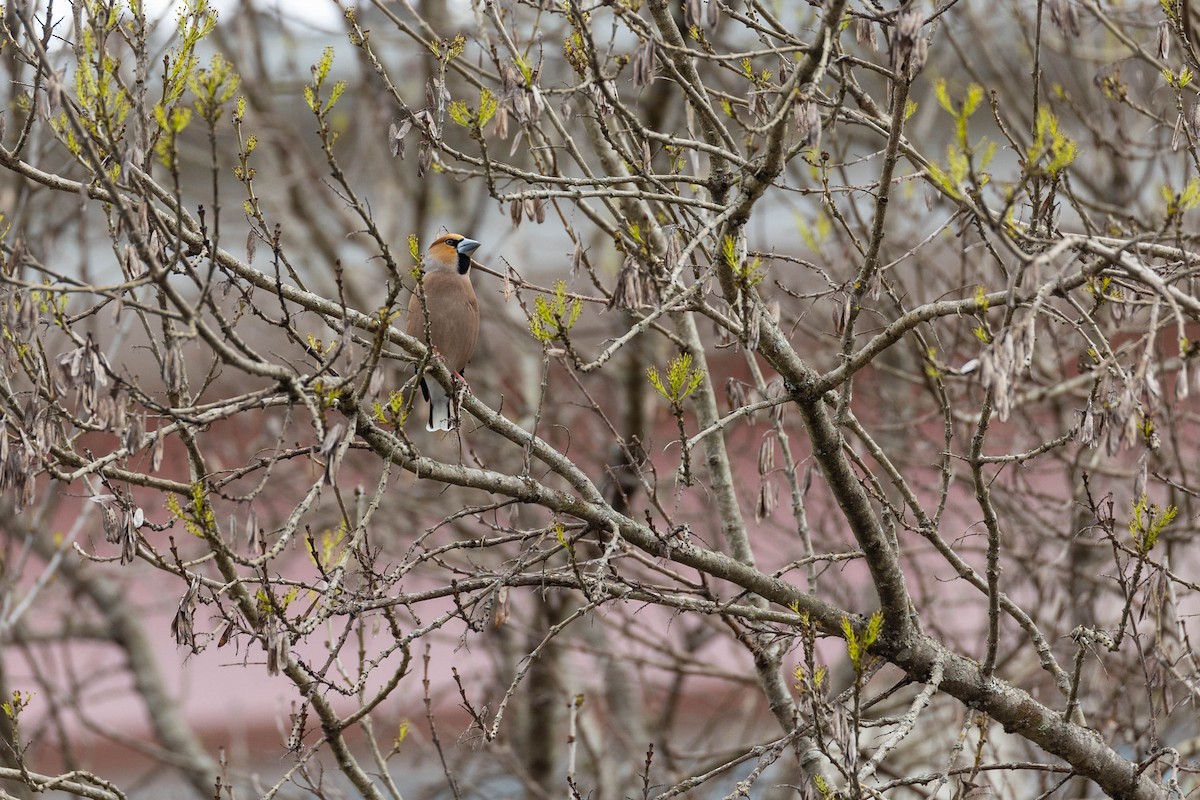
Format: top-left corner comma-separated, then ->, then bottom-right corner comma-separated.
418,272 -> 479,373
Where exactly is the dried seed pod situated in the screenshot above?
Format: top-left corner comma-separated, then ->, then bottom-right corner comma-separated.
1077,398 -> 1098,448
856,17 -> 879,51
246,510 -> 260,550
607,256 -> 659,311
741,298 -> 761,351
591,82 -> 614,117
608,257 -> 639,311
529,85 -> 545,123
123,411 -> 143,454
632,39 -> 657,88
770,401 -> 786,425
570,242 -> 583,279
749,90 -> 768,121
1145,370 -> 1162,415
388,118 -> 412,159
120,511 -> 138,564
1048,0 -> 1080,37
493,586 -> 510,627
171,578 -> 200,649
910,36 -> 929,75
656,234 -> 678,283
1133,451 -> 1148,500
758,435 -> 775,476
320,422 -> 347,486
162,345 -> 182,395
493,104 -> 509,140
892,9 -> 928,78
795,101 -> 822,149
766,299 -> 780,325
833,295 -> 851,336
101,503 -> 121,544
417,140 -> 433,177
725,377 -> 748,413
265,620 -> 288,676
755,480 -> 778,522
152,427 -> 165,472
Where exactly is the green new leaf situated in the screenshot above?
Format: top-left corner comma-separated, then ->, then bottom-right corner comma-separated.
973,285 -> 990,311
477,88 -> 499,127
934,79 -> 985,146
395,719 -> 411,749
160,0 -> 219,111
256,586 -> 300,619
309,523 -> 348,569
190,52 -> 241,122
325,80 -> 347,113
722,234 -> 765,287
924,161 -> 962,200
1129,495 -> 1177,554
842,616 -> 860,667
795,212 -> 831,251
1027,107 -> 1077,178
1162,177 -> 1200,217
372,390 -> 410,427
1,690 -> 31,721
153,104 -> 193,167
514,55 -> 533,85
154,104 -> 193,134
864,610 -> 883,650
962,82 -> 984,118
842,610 -> 883,672
721,234 -> 738,268
646,353 -> 705,405
946,143 -> 969,185
315,45 -> 335,84
529,280 -> 583,343
934,79 -> 955,114
448,100 -> 472,128
1162,66 -> 1194,89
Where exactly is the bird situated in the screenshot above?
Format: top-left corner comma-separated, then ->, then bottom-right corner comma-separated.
405,233 -> 481,431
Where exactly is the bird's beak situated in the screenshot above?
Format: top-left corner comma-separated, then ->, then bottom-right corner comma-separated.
456,238 -> 482,256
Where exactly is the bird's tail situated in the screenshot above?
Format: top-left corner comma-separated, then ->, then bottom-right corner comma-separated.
424,378 -> 454,431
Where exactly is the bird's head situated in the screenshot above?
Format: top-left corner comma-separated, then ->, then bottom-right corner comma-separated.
427,233 -> 482,275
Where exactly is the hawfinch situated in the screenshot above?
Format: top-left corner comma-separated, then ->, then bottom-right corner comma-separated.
406,233 -> 481,431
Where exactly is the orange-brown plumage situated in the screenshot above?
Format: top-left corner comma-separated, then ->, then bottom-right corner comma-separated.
406,233 -> 481,431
